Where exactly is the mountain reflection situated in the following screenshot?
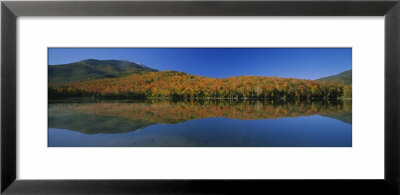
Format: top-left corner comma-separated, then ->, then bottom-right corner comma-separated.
49,99 -> 351,134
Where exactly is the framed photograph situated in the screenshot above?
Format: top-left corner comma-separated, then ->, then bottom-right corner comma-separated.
2,0 -> 400,194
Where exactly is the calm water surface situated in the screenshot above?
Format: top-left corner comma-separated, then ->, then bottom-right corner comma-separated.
48,100 -> 352,147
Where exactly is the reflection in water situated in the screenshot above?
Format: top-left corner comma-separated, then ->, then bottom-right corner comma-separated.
48,99 -> 352,147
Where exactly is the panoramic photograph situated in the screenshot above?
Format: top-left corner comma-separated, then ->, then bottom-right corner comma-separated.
48,48 -> 352,147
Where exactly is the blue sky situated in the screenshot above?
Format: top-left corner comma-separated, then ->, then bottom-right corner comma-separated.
48,48 -> 351,80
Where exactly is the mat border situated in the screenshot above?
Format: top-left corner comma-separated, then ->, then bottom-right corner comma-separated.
2,0 -> 400,194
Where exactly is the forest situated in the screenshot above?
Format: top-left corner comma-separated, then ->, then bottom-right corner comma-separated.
49,71 -> 352,100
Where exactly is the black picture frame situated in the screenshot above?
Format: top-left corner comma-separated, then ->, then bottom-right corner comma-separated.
2,0 -> 400,194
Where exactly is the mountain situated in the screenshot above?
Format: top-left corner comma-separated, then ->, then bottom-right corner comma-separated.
49,59 -> 158,83
316,70 -> 352,84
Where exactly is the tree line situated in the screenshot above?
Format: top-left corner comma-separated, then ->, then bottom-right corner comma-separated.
49,71 -> 352,100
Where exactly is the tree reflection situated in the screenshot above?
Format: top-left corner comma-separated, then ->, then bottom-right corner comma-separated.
49,99 -> 351,134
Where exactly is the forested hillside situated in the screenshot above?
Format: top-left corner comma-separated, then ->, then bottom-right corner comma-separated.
49,71 -> 352,100
49,59 -> 157,83
317,70 -> 352,84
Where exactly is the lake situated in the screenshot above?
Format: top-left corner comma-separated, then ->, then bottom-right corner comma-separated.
48,99 -> 352,147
